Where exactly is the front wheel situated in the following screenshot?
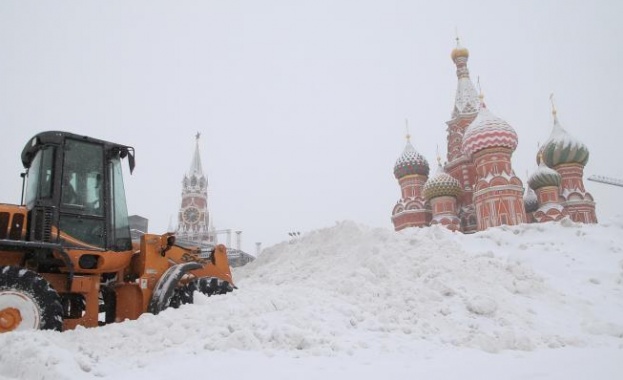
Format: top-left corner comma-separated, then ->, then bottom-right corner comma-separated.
0,266 -> 63,333
168,281 -> 197,309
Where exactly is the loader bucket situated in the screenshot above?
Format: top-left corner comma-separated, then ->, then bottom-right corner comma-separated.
192,244 -> 235,287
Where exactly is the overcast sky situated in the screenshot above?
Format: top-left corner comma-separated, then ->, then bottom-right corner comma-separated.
1,1 -> 622,254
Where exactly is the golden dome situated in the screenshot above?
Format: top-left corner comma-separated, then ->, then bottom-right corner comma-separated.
451,46 -> 469,61
451,36 -> 469,61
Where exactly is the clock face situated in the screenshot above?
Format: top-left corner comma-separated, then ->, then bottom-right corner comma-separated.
183,207 -> 200,224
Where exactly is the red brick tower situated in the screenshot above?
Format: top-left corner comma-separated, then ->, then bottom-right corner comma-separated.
391,133 -> 431,230
462,98 -> 527,229
423,158 -> 462,231
445,38 -> 479,232
528,157 -> 569,222
538,102 -> 597,223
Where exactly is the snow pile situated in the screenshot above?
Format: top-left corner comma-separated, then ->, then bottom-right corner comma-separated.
231,219 -> 623,354
0,218 -> 622,379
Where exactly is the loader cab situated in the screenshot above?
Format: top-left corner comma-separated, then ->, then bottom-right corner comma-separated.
21,131 -> 135,252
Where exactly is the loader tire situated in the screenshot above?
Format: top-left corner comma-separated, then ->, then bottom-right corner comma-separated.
148,262 -> 202,315
197,278 -> 233,296
169,281 -> 196,309
197,277 -> 219,296
178,281 -> 196,305
0,266 -> 63,332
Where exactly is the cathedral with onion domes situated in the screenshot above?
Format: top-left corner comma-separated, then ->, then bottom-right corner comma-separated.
391,39 -> 597,232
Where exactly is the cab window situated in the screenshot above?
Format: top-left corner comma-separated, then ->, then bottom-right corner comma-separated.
25,147 -> 54,209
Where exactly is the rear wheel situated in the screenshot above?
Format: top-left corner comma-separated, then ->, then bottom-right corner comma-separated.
0,266 -> 63,332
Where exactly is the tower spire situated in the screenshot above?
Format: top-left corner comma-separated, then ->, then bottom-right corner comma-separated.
405,118 -> 411,142
451,31 -> 468,61
189,132 -> 204,176
436,144 -> 442,167
477,76 -> 486,108
477,76 -> 482,97
549,93 -> 559,122
450,35 -> 479,118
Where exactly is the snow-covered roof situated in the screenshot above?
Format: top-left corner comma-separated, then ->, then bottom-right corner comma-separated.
536,202 -> 565,213
528,161 -> 561,190
523,185 -> 539,213
452,77 -> 480,118
423,163 -> 462,200
394,139 -> 430,178
539,113 -> 589,167
462,103 -> 518,157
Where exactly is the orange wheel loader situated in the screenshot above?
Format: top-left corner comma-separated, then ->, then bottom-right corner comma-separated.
0,131 -> 235,333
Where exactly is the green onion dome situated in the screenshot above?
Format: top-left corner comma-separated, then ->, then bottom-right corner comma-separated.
528,161 -> 562,190
538,113 -> 589,167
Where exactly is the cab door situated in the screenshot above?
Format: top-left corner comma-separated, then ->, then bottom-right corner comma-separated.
59,139 -> 106,248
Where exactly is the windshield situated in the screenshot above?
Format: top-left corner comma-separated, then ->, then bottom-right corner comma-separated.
59,140 -> 106,247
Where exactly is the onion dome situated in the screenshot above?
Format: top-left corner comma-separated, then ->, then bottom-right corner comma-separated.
394,137 -> 430,179
450,45 -> 469,62
538,109 -> 589,167
462,100 -> 519,157
528,160 -> 561,190
451,43 -> 469,62
423,161 -> 462,200
524,186 -> 539,213
451,36 -> 469,62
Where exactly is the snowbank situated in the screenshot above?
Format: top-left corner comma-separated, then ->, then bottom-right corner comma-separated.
1,217 -> 622,379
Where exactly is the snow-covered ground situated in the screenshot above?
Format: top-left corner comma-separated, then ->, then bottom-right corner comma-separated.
1,217 -> 622,380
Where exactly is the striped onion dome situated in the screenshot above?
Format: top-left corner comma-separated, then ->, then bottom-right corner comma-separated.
538,113 -> 589,167
528,161 -> 561,190
462,102 -> 519,157
423,163 -> 462,200
394,139 -> 430,179
524,186 -> 539,213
